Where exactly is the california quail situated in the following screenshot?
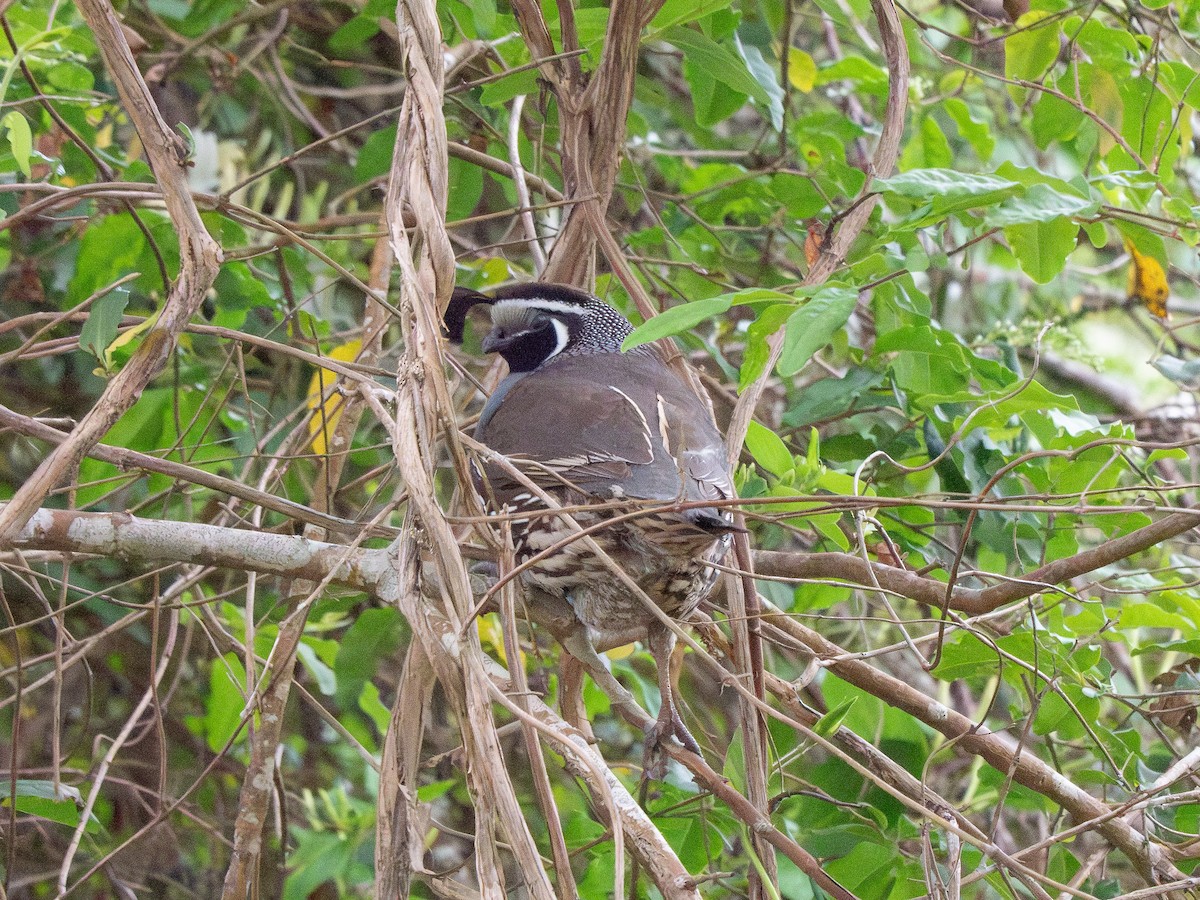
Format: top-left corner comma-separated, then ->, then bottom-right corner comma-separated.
447,283 -> 737,759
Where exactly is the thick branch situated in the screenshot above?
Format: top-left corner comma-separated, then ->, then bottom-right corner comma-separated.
12,502 -> 1188,886
16,503 -> 1196,626
220,598 -> 309,898
510,0 -> 666,285
7,506 -> 388,591
753,509 -> 1200,614
383,0 -> 555,895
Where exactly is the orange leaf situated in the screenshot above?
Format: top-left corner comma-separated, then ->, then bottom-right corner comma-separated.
804,221 -> 824,268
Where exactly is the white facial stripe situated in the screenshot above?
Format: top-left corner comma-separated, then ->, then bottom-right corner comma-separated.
547,318 -> 570,359
493,298 -> 588,318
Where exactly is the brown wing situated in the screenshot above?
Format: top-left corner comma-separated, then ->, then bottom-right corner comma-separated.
477,351 -> 733,508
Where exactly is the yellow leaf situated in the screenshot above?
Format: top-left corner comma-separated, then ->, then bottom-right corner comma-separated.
307,339 -> 362,454
1125,239 -> 1169,319
95,309 -> 160,376
476,615 -> 509,666
787,49 -> 816,93
605,643 -> 636,660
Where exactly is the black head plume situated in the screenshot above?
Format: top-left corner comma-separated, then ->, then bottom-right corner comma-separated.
444,287 -> 494,343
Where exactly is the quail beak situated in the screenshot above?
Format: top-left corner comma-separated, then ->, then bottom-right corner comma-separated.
481,329 -> 512,355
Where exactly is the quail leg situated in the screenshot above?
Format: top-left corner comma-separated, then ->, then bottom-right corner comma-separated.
523,588 -> 701,770
558,655 -> 597,745
523,587 -> 646,723
643,625 -> 702,776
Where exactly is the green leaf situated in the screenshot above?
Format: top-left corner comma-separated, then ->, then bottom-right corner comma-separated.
923,380 -> 1080,429
297,640 -> 337,695
777,857 -> 818,900
770,172 -> 826,218
899,115 -> 953,171
817,55 -> 887,89
874,169 -> 1023,219
358,681 -> 391,735
1120,77 -> 1174,165
777,286 -> 857,377
745,419 -> 793,477
47,60 -> 94,92
663,26 -> 776,114
284,830 -> 355,900
1005,11 -> 1062,94
447,155 -> 485,222
354,126 -> 395,183
173,0 -> 242,36
2,111 -> 32,177
944,98 -> 995,161
739,303 -> 793,390
649,0 -> 736,34
79,289 -> 131,365
67,214 -> 150,305
1067,16 -> 1143,63
825,840 -> 902,895
811,512 -> 850,549
1032,90 -> 1084,148
735,35 -> 784,130
874,168 -> 1019,201
1079,63 -> 1124,156
985,182 -> 1098,226
722,726 -> 746,793
621,295 -> 731,350
1004,216 -> 1079,283
814,697 -> 856,737
334,608 -> 404,706
203,652 -> 247,753
416,778 -> 457,802
933,633 -> 998,681
683,58 -> 747,126
479,68 -> 539,107
1119,602 -> 1192,631
329,14 -> 380,53
0,780 -> 100,832
212,261 -> 273,329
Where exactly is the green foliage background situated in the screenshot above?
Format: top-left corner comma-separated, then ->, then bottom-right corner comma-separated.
1,0 -> 1198,896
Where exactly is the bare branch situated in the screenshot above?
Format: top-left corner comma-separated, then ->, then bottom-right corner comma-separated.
0,0 -> 221,543
761,603 -> 1189,885
0,405 -> 385,539
753,509 -> 1200,615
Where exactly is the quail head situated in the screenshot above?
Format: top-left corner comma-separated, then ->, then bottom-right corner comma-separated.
447,283 -> 737,760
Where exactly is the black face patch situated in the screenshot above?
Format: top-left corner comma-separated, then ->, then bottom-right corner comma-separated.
486,317 -> 562,372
